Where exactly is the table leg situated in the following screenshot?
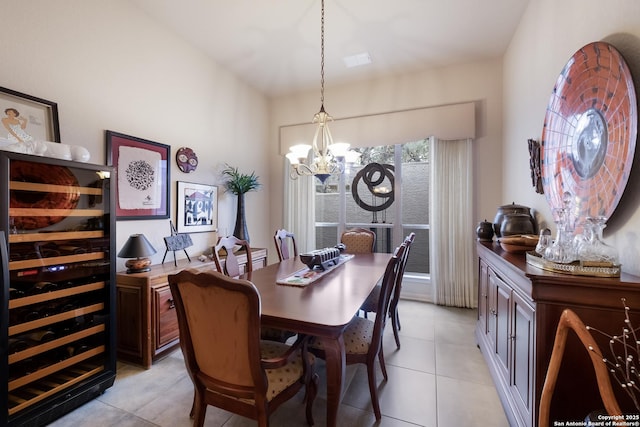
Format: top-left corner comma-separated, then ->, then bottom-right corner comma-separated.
319,334 -> 346,427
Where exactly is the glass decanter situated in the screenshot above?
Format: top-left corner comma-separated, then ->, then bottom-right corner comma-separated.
544,206 -> 576,263
577,216 -> 619,265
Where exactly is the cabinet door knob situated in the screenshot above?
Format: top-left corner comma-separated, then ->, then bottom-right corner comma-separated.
168,298 -> 175,309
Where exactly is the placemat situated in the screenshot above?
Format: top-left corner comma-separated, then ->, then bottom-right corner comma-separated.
276,254 -> 354,287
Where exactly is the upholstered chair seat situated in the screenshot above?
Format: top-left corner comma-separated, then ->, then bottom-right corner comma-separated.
215,340 -> 313,404
311,316 -> 374,355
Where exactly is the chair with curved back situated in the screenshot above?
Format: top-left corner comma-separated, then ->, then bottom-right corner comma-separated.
214,235 -> 296,344
360,232 -> 416,349
273,229 -> 298,261
340,227 -> 376,254
168,269 -> 318,427
213,235 -> 252,278
539,308 -> 622,427
308,243 -> 406,421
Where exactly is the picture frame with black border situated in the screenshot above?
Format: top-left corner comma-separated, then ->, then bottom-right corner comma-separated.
0,86 -> 60,143
176,181 -> 218,233
106,130 -> 170,220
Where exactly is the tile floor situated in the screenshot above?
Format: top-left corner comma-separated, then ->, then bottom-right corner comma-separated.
49,300 -> 509,426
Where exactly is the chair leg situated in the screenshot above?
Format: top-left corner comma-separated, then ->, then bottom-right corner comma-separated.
389,300 -> 402,349
189,385 -> 200,418
193,389 -> 206,427
189,391 -> 195,418
378,346 -> 388,381
257,412 -> 269,427
391,309 -> 401,349
367,363 -> 382,421
305,373 -> 319,426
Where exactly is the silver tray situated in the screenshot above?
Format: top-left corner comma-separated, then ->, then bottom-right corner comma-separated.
525,251 -> 621,278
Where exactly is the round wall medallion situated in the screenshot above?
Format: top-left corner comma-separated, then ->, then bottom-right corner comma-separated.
176,147 -> 198,173
541,41 -> 637,222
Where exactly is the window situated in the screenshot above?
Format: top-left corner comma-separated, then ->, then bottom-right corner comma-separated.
315,139 -> 430,283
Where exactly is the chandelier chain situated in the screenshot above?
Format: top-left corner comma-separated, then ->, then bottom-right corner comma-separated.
320,0 -> 325,108
286,0 -> 356,183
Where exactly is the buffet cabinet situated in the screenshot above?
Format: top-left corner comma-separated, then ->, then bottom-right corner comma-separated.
1,152 -> 115,426
115,248 -> 267,368
476,241 -> 640,427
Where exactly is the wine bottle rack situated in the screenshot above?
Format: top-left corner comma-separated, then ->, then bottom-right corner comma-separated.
1,152 -> 116,426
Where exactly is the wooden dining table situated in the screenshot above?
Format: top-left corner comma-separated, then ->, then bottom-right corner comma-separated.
240,252 -> 391,427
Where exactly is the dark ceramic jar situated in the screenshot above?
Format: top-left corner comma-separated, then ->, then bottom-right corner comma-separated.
500,213 -> 535,236
493,202 -> 536,237
476,220 -> 495,241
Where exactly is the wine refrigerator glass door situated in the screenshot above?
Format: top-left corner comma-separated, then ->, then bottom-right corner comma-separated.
3,153 -> 115,425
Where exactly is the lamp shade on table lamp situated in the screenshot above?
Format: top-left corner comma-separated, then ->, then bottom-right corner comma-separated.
118,234 -> 156,273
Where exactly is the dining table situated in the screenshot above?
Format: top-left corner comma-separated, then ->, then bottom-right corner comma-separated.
240,252 -> 391,427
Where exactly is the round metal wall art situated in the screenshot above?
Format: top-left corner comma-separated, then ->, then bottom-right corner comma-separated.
541,41 -> 637,222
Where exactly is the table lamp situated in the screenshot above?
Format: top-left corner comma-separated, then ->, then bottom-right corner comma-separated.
118,234 -> 156,273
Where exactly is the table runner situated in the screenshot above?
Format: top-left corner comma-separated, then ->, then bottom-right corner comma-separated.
276,254 -> 354,287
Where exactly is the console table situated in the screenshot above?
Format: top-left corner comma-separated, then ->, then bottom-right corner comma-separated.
116,248 -> 267,368
476,241 -> 640,427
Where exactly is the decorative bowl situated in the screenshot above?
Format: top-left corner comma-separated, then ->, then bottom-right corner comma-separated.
499,234 -> 539,253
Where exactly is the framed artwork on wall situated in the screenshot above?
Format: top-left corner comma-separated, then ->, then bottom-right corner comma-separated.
0,86 -> 61,143
176,181 -> 218,233
106,130 -> 170,220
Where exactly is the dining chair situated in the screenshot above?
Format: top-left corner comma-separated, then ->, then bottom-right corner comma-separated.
360,232 -> 416,349
168,269 -> 318,427
273,229 -> 298,261
308,244 -> 405,421
539,308 -> 621,427
214,235 -> 296,344
213,235 -> 252,278
340,228 -> 376,254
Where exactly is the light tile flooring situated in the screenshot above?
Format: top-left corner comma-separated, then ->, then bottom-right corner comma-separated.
49,300 -> 509,426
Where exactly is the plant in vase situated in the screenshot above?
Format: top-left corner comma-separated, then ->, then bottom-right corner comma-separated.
221,164 -> 261,242
587,298 -> 640,412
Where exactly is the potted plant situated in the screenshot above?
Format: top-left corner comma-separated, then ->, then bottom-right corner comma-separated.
222,164 -> 261,242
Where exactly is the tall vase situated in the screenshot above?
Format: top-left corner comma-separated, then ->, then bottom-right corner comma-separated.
233,192 -> 249,242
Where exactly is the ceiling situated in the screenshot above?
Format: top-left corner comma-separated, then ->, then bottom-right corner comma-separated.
130,0 -> 529,97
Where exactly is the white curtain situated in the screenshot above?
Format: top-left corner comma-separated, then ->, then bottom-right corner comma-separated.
429,137 -> 476,308
283,161 -> 316,253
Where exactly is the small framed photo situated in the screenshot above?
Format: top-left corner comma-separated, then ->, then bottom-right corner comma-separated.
176,181 -> 218,233
106,130 -> 170,220
0,86 -> 60,143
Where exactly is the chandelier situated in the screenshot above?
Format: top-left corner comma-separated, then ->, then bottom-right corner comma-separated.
286,0 -> 357,183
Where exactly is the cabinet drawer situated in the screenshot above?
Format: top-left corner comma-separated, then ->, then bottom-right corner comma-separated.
252,259 -> 266,271
154,286 -> 179,350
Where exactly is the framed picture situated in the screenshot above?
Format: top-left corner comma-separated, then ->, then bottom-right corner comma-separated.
176,181 -> 218,233
0,86 -> 60,143
106,130 -> 170,220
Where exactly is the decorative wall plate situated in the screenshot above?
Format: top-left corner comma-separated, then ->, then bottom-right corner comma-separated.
176,147 -> 198,173
541,42 -> 637,222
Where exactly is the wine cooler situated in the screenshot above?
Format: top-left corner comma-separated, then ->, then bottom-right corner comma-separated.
1,152 -> 116,426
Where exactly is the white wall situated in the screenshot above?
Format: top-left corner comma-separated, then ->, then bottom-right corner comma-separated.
0,0 -> 271,271
503,0 -> 640,274
269,59 -> 505,247
10,1 -> 638,275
